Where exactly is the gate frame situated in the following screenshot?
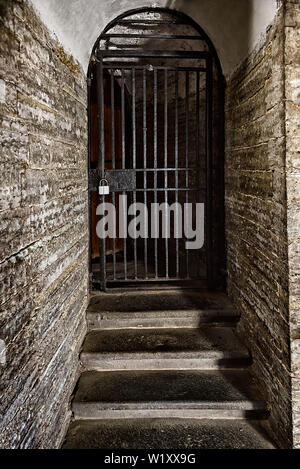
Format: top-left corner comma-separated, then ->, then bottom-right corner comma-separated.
87,7 -> 225,292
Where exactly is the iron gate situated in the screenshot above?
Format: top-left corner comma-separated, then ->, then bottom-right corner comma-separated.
88,9 -> 216,291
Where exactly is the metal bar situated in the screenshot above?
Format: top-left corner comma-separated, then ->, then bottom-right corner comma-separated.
93,167 -> 202,172
89,172 -> 204,190
132,68 -> 137,279
206,59 -> 213,288
96,59 -> 106,290
185,71 -> 190,279
196,71 -> 200,280
97,62 -> 105,177
109,188 -> 203,192
121,70 -> 126,168
196,71 -> 200,169
111,71 -> 116,280
101,34 -> 203,40
174,70 -> 179,278
143,69 -> 148,279
97,50 -> 211,59
153,68 -> 158,278
105,278 -> 206,284
112,196 -> 116,281
103,64 -> 207,72
115,19 -> 189,25
111,73 -> 116,169
87,74 -> 93,287
164,69 -> 169,279
121,69 -> 127,280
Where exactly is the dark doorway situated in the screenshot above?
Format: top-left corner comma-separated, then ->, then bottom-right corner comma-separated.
88,8 -> 225,291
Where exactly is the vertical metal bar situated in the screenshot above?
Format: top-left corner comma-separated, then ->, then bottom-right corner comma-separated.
153,68 -> 158,278
96,59 -> 106,290
174,70 -> 179,278
111,71 -> 116,280
87,74 -> 93,288
143,69 -> 148,279
121,70 -> 126,169
195,71 -> 200,279
164,69 -> 169,279
185,71 -> 190,279
97,62 -> 105,178
132,68 -> 137,279
111,72 -> 115,170
196,71 -> 200,169
121,69 -> 127,280
206,59 -> 213,288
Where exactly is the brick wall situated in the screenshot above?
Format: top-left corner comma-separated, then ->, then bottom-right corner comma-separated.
285,0 -> 300,449
0,0 -> 88,448
225,3 -> 293,448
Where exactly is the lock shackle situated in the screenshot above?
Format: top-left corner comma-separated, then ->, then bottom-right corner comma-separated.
99,178 -> 108,186
98,178 -> 110,196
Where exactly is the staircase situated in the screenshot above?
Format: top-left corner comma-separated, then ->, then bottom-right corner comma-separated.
63,288 -> 275,449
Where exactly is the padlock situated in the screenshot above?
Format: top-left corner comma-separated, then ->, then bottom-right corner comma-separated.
98,179 -> 109,195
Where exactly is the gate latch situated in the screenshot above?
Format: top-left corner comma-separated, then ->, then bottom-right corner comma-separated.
98,179 -> 109,195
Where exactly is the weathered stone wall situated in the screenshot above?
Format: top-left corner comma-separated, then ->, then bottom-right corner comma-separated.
285,0 -> 300,449
225,3 -> 293,448
0,0 -> 88,448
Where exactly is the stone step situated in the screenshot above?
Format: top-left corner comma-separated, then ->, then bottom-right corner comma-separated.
72,370 -> 268,420
80,327 -> 251,371
87,309 -> 238,330
87,310 -> 239,331
87,290 -> 237,330
63,418 -> 275,449
88,289 -> 235,313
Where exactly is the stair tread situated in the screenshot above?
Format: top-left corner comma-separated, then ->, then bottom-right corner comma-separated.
73,370 -> 265,406
82,327 -> 249,356
87,309 -> 236,317
62,418 -> 275,449
88,290 -> 235,313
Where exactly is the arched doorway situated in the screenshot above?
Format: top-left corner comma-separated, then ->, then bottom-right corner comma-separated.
88,8 -> 225,291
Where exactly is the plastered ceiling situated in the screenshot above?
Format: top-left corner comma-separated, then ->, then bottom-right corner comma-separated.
31,0 -> 279,77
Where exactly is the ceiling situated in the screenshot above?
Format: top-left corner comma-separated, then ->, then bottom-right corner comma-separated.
31,0 -> 278,77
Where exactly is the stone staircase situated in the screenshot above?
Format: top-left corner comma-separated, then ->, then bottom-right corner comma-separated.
63,288 -> 275,449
